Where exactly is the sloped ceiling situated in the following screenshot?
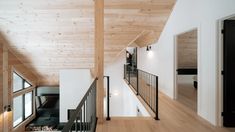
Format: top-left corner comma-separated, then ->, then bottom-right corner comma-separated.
0,0 -> 175,85
177,29 -> 197,68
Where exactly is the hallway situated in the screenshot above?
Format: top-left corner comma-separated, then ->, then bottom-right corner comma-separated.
96,92 -> 235,132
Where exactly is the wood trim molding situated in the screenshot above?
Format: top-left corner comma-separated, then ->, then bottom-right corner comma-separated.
13,86 -> 35,98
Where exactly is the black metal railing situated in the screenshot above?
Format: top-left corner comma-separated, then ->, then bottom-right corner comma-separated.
104,76 -> 110,121
124,64 -> 159,120
62,78 -> 97,132
124,65 -> 138,92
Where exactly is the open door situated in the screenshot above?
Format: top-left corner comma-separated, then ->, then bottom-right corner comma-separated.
223,20 -> 235,127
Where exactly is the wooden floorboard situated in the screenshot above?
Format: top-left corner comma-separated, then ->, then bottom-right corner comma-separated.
177,83 -> 197,112
96,92 -> 235,132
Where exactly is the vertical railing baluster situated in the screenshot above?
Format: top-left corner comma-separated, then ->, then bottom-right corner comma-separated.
124,65 -> 125,79
106,76 -> 110,120
80,110 -> 82,132
140,71 -> 142,97
91,91 -> 93,132
144,73 -> 148,101
83,105 -> 85,132
137,70 -> 139,95
86,99 -> 88,132
150,75 -> 152,109
139,71 -> 141,95
75,117 -> 78,132
87,96 -> 91,132
148,74 -> 152,107
155,76 -> 159,120
94,84 -> 97,125
128,65 -> 130,84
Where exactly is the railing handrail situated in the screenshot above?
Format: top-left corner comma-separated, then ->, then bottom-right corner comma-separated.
62,78 -> 98,132
124,64 -> 159,120
124,64 -> 157,77
137,69 -> 157,77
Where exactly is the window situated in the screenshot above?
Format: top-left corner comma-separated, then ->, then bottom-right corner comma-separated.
24,92 -> 33,118
13,96 -> 23,127
13,72 -> 23,92
24,81 -> 31,88
13,72 -> 32,92
13,72 -> 33,127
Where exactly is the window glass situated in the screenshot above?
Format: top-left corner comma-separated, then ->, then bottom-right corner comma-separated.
24,92 -> 33,118
13,73 -> 23,92
13,95 -> 23,127
24,81 -> 31,88
13,71 -> 34,128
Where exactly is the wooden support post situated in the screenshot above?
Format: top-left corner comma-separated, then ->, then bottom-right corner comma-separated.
95,0 -> 104,123
3,45 -> 9,132
0,44 -> 3,132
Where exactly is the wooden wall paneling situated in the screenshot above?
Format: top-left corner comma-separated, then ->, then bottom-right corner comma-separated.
3,44 -> 9,132
0,41 -> 38,131
177,29 -> 197,68
8,51 -> 38,132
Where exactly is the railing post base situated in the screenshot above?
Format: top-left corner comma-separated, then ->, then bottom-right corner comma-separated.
155,117 -> 160,120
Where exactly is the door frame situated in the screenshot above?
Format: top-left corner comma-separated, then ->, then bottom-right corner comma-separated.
173,28 -> 199,112
216,14 -> 235,127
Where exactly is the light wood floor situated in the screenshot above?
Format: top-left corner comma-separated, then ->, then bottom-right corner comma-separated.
96,92 -> 235,132
177,83 -> 197,112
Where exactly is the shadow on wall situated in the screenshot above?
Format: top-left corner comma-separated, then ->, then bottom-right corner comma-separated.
0,32 -> 41,79
0,31 -> 39,131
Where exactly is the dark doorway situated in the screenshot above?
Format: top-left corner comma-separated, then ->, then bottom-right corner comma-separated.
223,20 -> 235,127
126,47 -> 137,68
126,47 -> 138,89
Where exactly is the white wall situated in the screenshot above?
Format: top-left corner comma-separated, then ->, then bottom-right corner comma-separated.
122,82 -> 150,116
59,69 -> 93,122
137,0 -> 235,125
105,51 -> 150,117
104,52 -> 125,116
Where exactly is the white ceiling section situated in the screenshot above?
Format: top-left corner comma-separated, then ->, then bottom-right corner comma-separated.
0,0 -> 175,85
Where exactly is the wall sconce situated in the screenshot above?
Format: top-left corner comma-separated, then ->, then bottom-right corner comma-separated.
113,90 -> 119,96
146,45 -> 151,51
4,105 -> 12,112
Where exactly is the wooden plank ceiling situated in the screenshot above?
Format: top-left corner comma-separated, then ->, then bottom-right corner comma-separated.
0,0 -> 175,85
177,29 -> 197,68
